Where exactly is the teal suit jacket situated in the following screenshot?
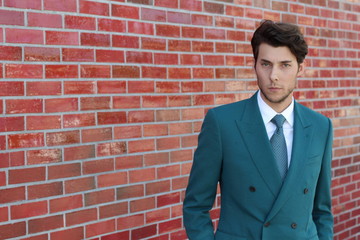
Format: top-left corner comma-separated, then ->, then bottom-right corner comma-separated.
183,93 -> 333,240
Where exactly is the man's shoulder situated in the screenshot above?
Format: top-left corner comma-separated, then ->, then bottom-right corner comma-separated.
211,97 -> 252,114
295,101 -> 330,123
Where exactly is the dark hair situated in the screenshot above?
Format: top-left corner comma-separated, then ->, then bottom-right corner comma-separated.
251,20 -> 308,65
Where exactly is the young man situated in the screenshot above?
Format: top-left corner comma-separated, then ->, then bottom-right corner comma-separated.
183,20 -> 333,240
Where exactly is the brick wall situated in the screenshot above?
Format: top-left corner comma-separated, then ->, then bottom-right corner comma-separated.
0,0 -> 359,239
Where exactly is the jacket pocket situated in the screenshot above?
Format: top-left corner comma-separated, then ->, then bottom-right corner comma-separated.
215,230 -> 247,240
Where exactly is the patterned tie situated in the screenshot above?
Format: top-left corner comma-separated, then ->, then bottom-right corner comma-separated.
270,114 -> 288,180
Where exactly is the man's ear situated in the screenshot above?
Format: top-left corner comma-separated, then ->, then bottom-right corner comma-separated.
297,60 -> 306,77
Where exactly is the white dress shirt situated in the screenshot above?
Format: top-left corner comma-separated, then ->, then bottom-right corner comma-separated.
257,91 -> 294,167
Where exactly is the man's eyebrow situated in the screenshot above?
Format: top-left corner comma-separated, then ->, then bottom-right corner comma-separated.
260,59 -> 293,63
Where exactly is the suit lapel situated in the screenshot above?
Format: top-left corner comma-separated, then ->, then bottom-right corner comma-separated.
235,94 -> 283,197
266,102 -> 313,221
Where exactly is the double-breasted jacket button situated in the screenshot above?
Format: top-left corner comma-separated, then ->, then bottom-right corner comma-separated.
249,186 -> 256,192
264,222 -> 270,227
291,223 -> 297,229
304,188 -> 309,194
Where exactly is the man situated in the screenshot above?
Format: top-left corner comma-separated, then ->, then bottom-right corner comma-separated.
183,20 -> 333,240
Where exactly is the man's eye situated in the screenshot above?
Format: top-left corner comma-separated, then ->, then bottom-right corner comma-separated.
261,62 -> 270,67
283,63 -> 291,67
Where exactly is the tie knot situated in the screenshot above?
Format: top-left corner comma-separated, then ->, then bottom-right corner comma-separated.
271,114 -> 286,128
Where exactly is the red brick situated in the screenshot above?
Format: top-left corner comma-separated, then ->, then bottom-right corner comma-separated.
168,12 -> 191,24
0,222 -> 26,239
144,152 -> 169,167
113,96 -> 140,109
45,98 -> 78,113
113,66 -> 140,78
130,197 -> 156,213
169,122 -> 192,135
98,171 -> 128,188
112,4 -> 139,19
65,177 -> 96,194
128,21 -> 154,35
182,108 -> 204,120
25,47 -> 60,62
65,15 -> 96,30
86,219 -> 116,238
129,168 -> 156,183
97,112 -> 127,125
0,116 -> 24,132
46,65 -> 78,78
66,208 -> 97,226
99,202 -> 128,219
143,96 -> 167,108
116,155 -> 143,170
126,51 -> 153,64
5,64 -> 43,78
182,81 -> 203,93
62,48 -> 94,62
168,40 -> 191,52
216,16 -> 234,28
114,125 -> 142,139
85,189 -> 115,206
0,136 -> 5,150
146,208 -> 170,224
142,8 -> 166,22
83,158 -> 114,175
8,133 -> 44,149
156,24 -> 180,37
28,215 -> 64,233
156,82 -> 180,93
146,180 -> 170,195
180,0 -> 202,11
81,32 -> 110,47
117,184 -> 144,200
27,115 -> 60,131
113,35 -> 139,48
6,28 -> 43,44
46,130 -> 80,146
44,0 -> 77,12
96,49 -> 124,63
168,68 -> 191,79
117,213 -> 144,230
133,224 -> 157,239
128,80 -> 154,93
182,26 -> 203,38
193,68 -> 214,79
129,110 -> 154,123
28,182 -> 63,200
128,139 -> 155,153
0,187 -> 25,204
0,9 -> 24,25
81,97 -> 110,110
48,163 -> 81,180
142,66 -> 166,79
50,194 -> 83,213
64,113 -> 95,128
192,14 -> 213,26
46,31 -> 79,45
82,128 -> 112,143
141,37 -> 166,51
157,192 -> 181,207
64,145 -> 95,161
29,81 -> 60,96
11,201 -> 47,220
157,137 -> 180,151
0,206 -> 8,222
180,54 -> 202,65
156,109 -> 181,122
154,53 -> 178,65
9,167 -> 45,184
64,81 -> 95,95
27,149 -> 62,165
98,81 -> 126,93
51,227 -> 84,240
0,46 -> 22,61
159,218 -> 182,234
28,12 -> 62,28
97,141 -> 127,157
80,0 -> 109,16
5,0 -> 41,9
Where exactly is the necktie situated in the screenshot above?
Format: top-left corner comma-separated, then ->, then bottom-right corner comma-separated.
270,114 -> 288,180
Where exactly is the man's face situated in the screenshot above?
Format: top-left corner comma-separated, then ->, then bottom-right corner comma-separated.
255,43 -> 305,112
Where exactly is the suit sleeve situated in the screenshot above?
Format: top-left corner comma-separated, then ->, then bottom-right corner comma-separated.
183,109 -> 223,240
312,118 -> 334,240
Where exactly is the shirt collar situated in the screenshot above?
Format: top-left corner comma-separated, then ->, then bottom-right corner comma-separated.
257,90 -> 294,127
